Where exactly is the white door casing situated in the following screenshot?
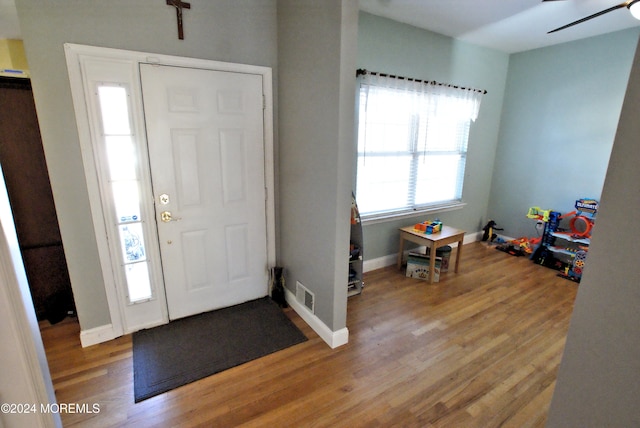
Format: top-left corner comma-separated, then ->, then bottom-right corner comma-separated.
141,64 -> 269,320
65,44 -> 275,341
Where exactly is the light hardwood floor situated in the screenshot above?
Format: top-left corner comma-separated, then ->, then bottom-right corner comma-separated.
40,242 -> 578,427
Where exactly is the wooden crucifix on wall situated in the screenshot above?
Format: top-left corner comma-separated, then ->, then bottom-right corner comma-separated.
166,0 -> 191,40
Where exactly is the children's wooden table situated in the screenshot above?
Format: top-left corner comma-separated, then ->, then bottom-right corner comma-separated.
397,225 -> 466,284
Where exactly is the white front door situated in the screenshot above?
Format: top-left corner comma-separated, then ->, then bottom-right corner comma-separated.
140,64 -> 268,320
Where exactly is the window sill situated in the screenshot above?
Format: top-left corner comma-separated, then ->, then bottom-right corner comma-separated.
361,202 -> 466,225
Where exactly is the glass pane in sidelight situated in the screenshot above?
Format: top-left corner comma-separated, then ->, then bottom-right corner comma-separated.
111,181 -> 141,223
118,223 -> 147,263
125,262 -> 152,303
105,136 -> 137,181
97,83 -> 154,306
97,86 -> 131,135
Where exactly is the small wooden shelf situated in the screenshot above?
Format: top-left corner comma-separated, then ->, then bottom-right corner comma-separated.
349,193 -> 363,296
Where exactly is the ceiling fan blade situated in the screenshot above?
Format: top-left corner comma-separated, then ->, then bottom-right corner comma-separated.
548,2 -> 628,33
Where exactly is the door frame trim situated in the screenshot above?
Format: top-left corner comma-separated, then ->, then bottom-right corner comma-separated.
65,43 -> 276,343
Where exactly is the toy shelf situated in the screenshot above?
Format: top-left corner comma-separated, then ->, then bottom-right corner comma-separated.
349,193 -> 363,297
531,199 -> 598,283
550,231 -> 590,245
548,246 -> 586,257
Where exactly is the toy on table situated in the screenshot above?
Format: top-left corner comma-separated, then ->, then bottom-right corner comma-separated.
413,219 -> 442,234
481,220 -> 503,243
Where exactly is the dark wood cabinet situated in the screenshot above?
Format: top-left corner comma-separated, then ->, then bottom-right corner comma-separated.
0,77 -> 75,322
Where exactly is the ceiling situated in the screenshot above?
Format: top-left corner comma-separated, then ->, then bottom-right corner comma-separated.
359,0 -> 640,53
1,1 -> 639,53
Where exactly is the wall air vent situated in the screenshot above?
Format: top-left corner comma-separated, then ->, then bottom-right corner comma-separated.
296,281 -> 315,314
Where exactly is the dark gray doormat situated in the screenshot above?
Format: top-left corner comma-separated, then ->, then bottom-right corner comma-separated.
132,296 -> 307,402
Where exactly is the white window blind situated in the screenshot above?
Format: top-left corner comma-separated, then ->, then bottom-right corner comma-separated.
356,71 -> 484,220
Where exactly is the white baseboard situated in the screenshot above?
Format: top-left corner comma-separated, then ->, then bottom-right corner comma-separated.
285,288 -> 349,349
80,324 -> 117,348
364,231 -> 482,273
363,253 -> 397,272
465,231 -> 483,244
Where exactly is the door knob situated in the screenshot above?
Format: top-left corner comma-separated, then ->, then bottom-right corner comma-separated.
161,211 -> 181,223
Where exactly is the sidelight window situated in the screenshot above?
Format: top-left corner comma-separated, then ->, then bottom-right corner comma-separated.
96,85 -> 152,303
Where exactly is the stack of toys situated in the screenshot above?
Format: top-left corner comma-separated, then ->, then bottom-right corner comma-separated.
493,199 -> 598,278
414,220 -> 442,234
523,198 -> 597,283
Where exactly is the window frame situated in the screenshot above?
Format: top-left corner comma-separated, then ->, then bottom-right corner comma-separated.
355,79 -> 477,223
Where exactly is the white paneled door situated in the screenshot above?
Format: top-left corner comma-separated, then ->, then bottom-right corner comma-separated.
140,64 -> 268,320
